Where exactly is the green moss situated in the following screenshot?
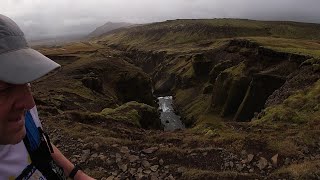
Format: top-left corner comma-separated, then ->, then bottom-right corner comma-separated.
181,66 -> 195,79
223,62 -> 246,77
254,80 -> 320,124
100,101 -> 160,129
258,106 -> 307,124
100,102 -> 141,126
175,88 -> 211,126
60,85 -> 96,101
192,114 -> 225,132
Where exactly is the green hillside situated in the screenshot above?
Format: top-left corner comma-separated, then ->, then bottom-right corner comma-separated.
99,19 -> 320,57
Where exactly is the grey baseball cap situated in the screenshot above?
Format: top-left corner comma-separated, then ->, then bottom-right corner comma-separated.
0,14 -> 60,84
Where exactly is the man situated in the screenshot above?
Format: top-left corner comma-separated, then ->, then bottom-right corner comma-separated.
0,14 -> 94,179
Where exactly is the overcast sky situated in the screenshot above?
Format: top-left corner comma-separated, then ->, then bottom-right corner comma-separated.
1,0 -> 320,39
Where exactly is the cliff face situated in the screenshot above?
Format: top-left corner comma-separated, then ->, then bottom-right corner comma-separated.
33,43 -> 157,117
122,39 -> 318,125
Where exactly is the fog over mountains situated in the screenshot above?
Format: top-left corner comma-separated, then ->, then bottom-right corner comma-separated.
1,0 -> 320,40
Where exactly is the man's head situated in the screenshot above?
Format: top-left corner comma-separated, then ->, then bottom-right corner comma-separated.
0,14 -> 60,145
0,81 -> 35,144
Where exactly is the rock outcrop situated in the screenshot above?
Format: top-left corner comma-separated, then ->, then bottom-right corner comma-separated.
192,54 -> 214,76
234,74 -> 286,121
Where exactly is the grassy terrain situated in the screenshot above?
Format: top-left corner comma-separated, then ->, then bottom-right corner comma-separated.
95,18 -> 320,179
31,18 -> 320,179
99,19 -> 320,54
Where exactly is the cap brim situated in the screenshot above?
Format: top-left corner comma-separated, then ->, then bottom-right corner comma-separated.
0,48 -> 60,84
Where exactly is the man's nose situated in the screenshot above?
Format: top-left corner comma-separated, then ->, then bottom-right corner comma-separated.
13,84 -> 36,110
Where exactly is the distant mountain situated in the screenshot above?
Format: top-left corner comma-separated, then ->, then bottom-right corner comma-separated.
88,22 -> 134,38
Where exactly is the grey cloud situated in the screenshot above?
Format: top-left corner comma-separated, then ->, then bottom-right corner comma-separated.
1,0 -> 320,39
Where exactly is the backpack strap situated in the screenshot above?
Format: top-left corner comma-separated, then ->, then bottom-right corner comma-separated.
23,110 -> 66,180
24,111 -> 41,151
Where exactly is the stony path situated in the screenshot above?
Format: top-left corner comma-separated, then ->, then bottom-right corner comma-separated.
41,117 -> 320,180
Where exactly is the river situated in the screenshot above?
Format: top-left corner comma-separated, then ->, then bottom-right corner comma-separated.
157,96 -> 185,131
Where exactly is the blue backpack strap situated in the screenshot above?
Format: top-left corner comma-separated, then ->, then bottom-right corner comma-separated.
24,110 -> 41,151
23,110 -> 66,179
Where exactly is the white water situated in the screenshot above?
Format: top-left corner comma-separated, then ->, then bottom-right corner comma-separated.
157,96 -> 185,131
